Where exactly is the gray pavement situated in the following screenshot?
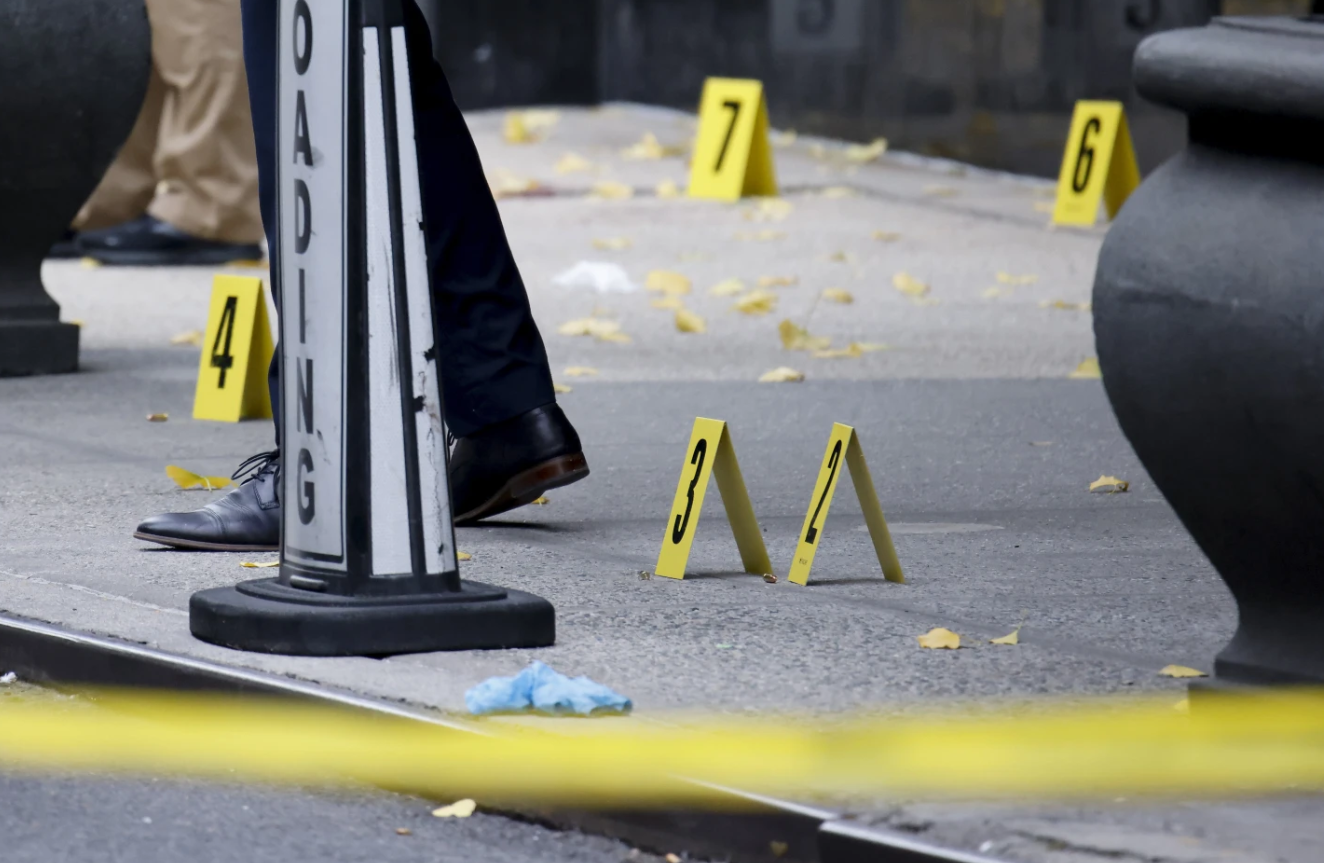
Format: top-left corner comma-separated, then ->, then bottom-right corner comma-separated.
3,105 -> 1319,862
0,773 -> 654,863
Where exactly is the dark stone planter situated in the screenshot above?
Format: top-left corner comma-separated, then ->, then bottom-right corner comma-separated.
1094,16 -> 1324,684
0,0 -> 150,376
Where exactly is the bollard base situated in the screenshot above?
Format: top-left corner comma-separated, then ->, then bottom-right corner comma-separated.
0,321 -> 79,377
189,578 -> 555,656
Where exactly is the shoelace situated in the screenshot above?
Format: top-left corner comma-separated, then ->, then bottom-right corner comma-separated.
231,450 -> 280,485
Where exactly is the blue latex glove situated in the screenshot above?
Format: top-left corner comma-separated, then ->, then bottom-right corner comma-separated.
465,661 -> 632,716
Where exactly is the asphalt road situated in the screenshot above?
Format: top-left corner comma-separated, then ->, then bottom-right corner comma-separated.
0,772 -> 653,863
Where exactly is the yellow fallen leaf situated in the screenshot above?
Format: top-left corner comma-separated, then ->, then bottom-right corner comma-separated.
734,230 -> 786,242
457,552 -> 473,562
555,152 -> 594,174
982,287 -> 1012,299
853,342 -> 890,353
990,628 -> 1021,646
170,330 -> 204,347
621,132 -> 685,160
821,186 -> 855,199
146,413 -> 169,422
655,179 -> 682,199
844,137 -> 888,163
674,307 -> 707,334
432,799 -> 477,818
996,272 -> 1039,285
1159,665 -> 1208,679
488,170 -> 540,199
531,496 -> 550,505
240,561 -> 280,569
646,270 -> 692,296
732,289 -> 778,316
592,237 -> 632,251
923,185 -> 959,197
757,275 -> 798,288
589,181 -> 634,200
651,296 -> 685,310
1041,299 -> 1091,311
744,198 -> 793,222
563,366 -> 598,377
778,320 -> 831,352
770,840 -> 789,858
822,288 -> 854,304
165,465 -> 234,491
917,627 -> 961,650
892,272 -> 930,298
557,318 -> 631,343
677,251 -> 711,263
502,109 -> 558,144
813,344 -> 863,359
666,855 -> 682,863
771,129 -> 798,147
808,143 -> 829,160
80,257 -> 102,269
553,383 -> 573,394
759,367 -> 805,383
1089,475 -> 1130,494
826,251 -> 855,264
709,278 -> 746,297
872,230 -> 901,242
1070,357 -> 1102,379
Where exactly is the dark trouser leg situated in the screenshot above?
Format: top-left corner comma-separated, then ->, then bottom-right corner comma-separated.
243,0 -> 555,443
238,0 -> 280,444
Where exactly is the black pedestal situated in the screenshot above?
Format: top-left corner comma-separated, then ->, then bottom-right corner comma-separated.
0,321 -> 80,377
190,578 -> 555,656
1095,16 -> 1324,684
0,1 -> 148,378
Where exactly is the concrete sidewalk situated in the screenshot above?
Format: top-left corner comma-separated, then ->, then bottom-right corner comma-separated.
4,105 -> 1316,863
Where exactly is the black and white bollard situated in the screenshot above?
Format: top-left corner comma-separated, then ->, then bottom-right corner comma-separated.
190,0 -> 555,656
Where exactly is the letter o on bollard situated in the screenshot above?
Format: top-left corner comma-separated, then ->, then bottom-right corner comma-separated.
292,0 -> 313,75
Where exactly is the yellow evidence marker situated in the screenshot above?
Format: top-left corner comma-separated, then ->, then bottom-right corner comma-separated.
788,423 -> 904,586
192,275 -> 275,422
687,78 -> 778,202
1052,101 -> 1141,227
655,418 -> 773,580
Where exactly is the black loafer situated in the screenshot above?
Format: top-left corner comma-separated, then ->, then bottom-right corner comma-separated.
47,229 -> 81,260
450,404 -> 589,524
80,215 -> 263,267
134,452 -> 281,551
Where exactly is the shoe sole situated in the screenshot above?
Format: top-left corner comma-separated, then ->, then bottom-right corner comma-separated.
133,531 -> 279,553
455,453 -> 590,525
83,249 -> 265,267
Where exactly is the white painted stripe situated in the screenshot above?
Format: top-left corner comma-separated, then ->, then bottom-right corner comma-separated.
363,29 -> 413,577
390,26 -> 454,576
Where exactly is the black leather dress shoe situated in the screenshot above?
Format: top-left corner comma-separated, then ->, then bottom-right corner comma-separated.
450,403 -> 589,524
47,229 -> 81,260
134,452 -> 281,551
79,215 -> 263,267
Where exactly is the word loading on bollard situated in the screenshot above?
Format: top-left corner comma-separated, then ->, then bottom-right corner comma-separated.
788,423 -> 903,586
655,418 -> 772,580
688,77 -> 778,202
1052,100 -> 1141,227
191,275 -> 274,423
188,0 -> 555,657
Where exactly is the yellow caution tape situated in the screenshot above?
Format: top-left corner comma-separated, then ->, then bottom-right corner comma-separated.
2,689 -> 1324,806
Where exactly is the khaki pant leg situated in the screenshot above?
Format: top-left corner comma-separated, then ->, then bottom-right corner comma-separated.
72,65 -> 165,231
145,0 -> 263,244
